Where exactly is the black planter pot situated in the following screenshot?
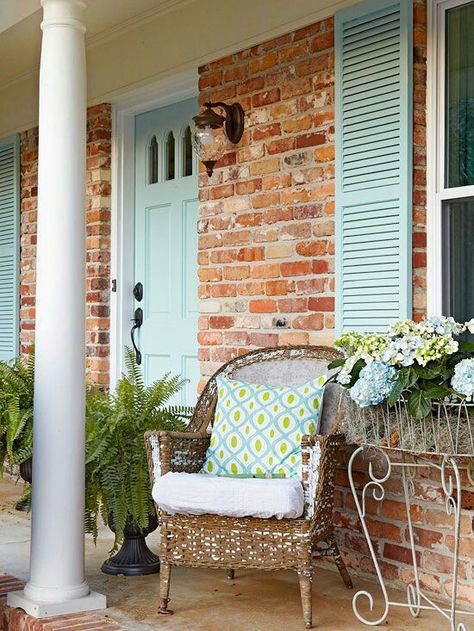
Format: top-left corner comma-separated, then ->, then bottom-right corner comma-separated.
16,458 -> 32,512
101,512 -> 160,576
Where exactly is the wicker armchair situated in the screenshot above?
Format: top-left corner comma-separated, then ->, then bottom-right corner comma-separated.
145,345 -> 352,629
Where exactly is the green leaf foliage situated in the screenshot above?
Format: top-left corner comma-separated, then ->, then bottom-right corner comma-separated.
387,377 -> 405,407
413,362 -> 444,380
419,382 -> 451,399
85,347 -> 191,550
398,366 -> 418,390
0,353 -> 34,469
407,389 -> 432,419
458,341 -> 474,353
327,358 -> 346,370
348,359 -> 365,388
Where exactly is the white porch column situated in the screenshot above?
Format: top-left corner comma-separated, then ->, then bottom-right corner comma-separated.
8,0 -> 106,617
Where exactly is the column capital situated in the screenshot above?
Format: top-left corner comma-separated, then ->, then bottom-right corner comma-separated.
40,0 -> 86,33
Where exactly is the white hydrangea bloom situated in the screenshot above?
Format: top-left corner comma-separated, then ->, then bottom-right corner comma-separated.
418,316 -> 465,337
382,334 -> 423,367
336,355 -> 358,385
451,358 -> 474,400
465,318 -> 474,335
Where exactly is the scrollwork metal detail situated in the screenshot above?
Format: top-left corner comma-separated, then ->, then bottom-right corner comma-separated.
348,446 -> 390,626
349,446 -> 472,630
401,453 -> 421,618
440,457 -> 464,631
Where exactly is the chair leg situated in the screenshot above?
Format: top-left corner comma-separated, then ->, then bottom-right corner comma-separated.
298,572 -> 313,629
328,535 -> 353,589
227,569 -> 235,580
158,563 -> 174,615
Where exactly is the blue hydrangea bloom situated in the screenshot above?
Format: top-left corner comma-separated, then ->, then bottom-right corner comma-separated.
350,361 -> 397,408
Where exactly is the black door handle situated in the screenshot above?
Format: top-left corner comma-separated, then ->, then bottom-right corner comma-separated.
131,307 -> 143,365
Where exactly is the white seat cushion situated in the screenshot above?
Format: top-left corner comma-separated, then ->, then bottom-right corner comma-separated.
152,472 -> 305,519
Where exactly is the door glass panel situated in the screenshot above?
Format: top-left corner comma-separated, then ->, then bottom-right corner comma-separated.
149,136 -> 158,184
445,1 -> 474,187
166,131 -> 175,180
442,199 -> 474,328
183,126 -> 193,176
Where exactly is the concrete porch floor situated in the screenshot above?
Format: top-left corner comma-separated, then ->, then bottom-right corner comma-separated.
0,476 -> 470,631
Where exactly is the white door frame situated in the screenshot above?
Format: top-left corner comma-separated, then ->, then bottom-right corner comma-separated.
110,70 -> 198,387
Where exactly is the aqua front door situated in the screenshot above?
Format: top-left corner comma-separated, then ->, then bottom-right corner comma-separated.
134,98 -> 199,406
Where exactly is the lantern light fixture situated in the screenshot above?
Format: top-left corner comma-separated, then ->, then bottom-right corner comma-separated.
191,101 -> 245,177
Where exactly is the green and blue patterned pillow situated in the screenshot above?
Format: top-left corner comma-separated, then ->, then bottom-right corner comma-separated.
201,374 -> 326,478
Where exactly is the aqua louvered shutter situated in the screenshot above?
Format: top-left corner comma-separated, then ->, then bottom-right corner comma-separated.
335,0 -> 413,332
0,136 -> 19,360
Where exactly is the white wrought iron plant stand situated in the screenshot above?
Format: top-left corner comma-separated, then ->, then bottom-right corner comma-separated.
348,408 -> 474,630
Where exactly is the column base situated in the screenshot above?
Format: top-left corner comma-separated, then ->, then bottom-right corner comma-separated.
7,590 -> 107,619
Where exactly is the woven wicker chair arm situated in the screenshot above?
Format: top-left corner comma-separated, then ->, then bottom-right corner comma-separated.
159,430 -> 209,439
145,430 -> 210,481
301,433 -> 345,524
301,433 -> 343,446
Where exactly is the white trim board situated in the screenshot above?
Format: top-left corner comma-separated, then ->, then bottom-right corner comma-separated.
110,70 -> 198,387
426,0 -> 474,316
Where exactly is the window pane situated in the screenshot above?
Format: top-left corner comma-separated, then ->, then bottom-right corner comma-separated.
443,199 -> 474,324
149,136 -> 158,184
183,126 -> 193,176
445,2 -> 474,187
166,131 -> 175,181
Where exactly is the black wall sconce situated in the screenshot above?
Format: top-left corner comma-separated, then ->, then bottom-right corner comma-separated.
191,101 -> 245,177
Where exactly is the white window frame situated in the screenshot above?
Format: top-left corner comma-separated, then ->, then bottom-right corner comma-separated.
427,0 -> 474,315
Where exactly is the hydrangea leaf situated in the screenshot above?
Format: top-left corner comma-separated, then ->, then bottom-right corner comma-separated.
398,366 -> 418,389
327,358 -> 346,370
413,363 -> 444,379
387,377 -> 404,406
348,359 -> 365,388
422,384 -> 451,399
407,389 -> 432,419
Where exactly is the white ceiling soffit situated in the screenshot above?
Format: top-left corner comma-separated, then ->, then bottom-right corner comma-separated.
0,0 -> 193,87
0,0 -> 357,96
0,0 -> 40,34
0,0 -> 186,34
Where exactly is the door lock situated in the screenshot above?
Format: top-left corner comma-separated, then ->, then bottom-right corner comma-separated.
133,281 -> 143,302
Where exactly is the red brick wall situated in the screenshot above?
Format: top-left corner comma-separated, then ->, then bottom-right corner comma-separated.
412,0 -> 427,321
84,104 -> 112,385
197,18 -> 336,387
19,103 -> 112,385
198,0 -> 474,607
19,128 -> 38,353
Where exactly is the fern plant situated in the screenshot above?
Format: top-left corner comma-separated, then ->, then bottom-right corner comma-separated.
0,353 -> 35,469
85,347 -> 191,549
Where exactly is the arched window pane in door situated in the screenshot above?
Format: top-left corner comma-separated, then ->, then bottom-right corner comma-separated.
148,136 -> 158,184
183,126 -> 193,176
166,131 -> 175,180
